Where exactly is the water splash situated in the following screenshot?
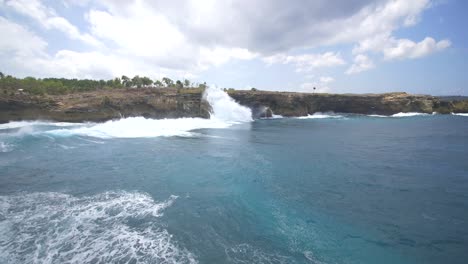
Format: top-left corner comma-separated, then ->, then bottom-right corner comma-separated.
203,86 -> 252,122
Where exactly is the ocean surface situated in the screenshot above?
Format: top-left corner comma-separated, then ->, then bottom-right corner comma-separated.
1,89 -> 468,264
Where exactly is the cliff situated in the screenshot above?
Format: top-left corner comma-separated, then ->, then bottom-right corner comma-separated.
0,88 -> 467,123
229,91 -> 468,118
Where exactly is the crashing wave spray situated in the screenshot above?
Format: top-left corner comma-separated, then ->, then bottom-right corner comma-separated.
203,86 -> 252,122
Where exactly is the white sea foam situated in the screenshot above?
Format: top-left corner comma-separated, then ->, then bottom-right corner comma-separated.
0,191 -> 197,264
367,114 -> 389,118
260,114 -> 283,120
391,112 -> 430,117
0,141 -> 13,152
452,113 -> 468,116
0,120 -> 80,130
296,112 -> 344,119
271,114 -> 284,119
46,117 -> 233,138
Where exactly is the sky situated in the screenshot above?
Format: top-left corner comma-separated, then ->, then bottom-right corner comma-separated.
0,0 -> 467,95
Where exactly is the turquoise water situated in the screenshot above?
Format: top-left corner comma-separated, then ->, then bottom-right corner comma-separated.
1,113 -> 468,263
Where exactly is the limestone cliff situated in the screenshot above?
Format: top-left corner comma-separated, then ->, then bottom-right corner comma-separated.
0,88 -> 466,123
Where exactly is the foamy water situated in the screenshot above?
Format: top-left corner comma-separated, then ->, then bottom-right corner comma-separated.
391,112 -> 430,117
452,113 -> 468,116
0,191 -> 196,264
0,121 -> 80,130
295,112 -> 344,119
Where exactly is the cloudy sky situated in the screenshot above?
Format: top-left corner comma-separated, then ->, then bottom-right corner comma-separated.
0,0 -> 467,95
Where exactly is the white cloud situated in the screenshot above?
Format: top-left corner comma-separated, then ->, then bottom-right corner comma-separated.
346,54 -> 375,75
383,37 -> 451,60
0,16 -> 47,57
264,52 -> 345,72
4,0 -> 101,46
0,16 -> 192,79
319,76 -> 334,84
86,4 -> 257,72
0,0 -> 453,85
353,34 -> 450,63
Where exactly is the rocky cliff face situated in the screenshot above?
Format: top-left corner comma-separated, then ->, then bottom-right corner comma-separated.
0,88 -> 210,123
0,89 -> 466,123
229,91 -> 445,118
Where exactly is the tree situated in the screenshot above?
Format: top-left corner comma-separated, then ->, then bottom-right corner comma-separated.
251,87 -> 257,91
113,77 -> 122,87
154,80 -> 163,87
141,76 -> 153,87
183,79 -> 190,87
198,82 -> 207,89
132,75 -> 143,88
175,80 -> 183,89
122,75 -> 131,87
162,77 -> 174,87
0,72 -> 4,79
313,87 -> 316,93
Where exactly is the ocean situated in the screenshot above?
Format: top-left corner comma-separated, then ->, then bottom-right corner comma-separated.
1,88 -> 467,264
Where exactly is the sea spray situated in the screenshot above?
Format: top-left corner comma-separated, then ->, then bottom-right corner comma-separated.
203,86 -> 252,122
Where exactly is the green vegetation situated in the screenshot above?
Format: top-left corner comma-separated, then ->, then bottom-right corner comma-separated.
0,72 -> 215,96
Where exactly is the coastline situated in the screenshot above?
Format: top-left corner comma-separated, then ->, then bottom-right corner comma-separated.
1,88 -> 467,123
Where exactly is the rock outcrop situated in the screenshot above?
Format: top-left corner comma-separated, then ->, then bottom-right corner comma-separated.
0,88 -> 467,123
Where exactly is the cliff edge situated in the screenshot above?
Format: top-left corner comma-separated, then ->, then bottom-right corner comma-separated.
0,88 -> 467,123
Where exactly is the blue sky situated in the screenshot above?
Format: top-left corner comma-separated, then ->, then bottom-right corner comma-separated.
0,0 -> 467,95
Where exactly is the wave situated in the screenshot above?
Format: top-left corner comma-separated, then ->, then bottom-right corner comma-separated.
0,120 -> 80,130
367,114 -> 389,118
452,113 -> 468,116
260,114 -> 283,120
391,112 -> 430,117
46,116 -> 233,138
295,112 -> 344,119
0,191 -> 197,264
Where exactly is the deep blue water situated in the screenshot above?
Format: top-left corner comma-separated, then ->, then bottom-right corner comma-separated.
1,114 -> 468,263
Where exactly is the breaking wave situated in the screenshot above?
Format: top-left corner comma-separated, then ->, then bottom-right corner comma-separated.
452,113 -> 468,117
0,191 -> 197,264
0,121 -> 80,130
295,112 -> 344,119
391,112 -> 430,117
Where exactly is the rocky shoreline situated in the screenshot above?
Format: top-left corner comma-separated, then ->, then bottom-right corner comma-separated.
1,88 -> 467,123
